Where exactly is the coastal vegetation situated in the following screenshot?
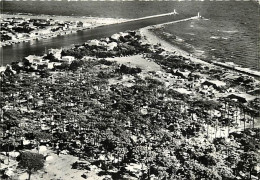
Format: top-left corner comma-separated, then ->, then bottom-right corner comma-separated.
0,29 -> 259,180
0,15 -> 99,47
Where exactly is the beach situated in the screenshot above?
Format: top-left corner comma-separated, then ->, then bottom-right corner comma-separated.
140,27 -> 260,79
1,13 -> 129,26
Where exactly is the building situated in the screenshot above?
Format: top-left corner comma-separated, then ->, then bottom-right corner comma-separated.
201,80 -> 226,90
107,42 -> 118,51
226,93 -> 256,103
76,21 -> 83,27
172,70 -> 190,79
46,62 -> 55,69
24,55 -> 44,64
87,39 -> 100,46
61,56 -> 75,64
48,49 -> 62,60
0,66 -> 7,73
111,33 -> 121,41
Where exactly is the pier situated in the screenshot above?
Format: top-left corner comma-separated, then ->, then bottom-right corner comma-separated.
213,61 -> 260,78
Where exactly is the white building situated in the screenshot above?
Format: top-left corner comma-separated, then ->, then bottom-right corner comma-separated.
111,33 -> 120,41
0,66 -> 7,73
48,49 -> 62,60
119,32 -> 129,37
107,42 -> 118,51
88,39 -> 100,46
61,56 -> 75,64
24,55 -> 44,64
46,62 -> 55,69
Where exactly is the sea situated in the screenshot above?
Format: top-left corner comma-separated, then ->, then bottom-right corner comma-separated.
1,1 -> 259,71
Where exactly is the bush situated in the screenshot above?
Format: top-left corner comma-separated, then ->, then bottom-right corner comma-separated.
69,60 -> 84,71
117,64 -> 142,75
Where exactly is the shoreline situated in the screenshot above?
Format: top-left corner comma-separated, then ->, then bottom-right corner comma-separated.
1,13 -> 130,47
140,26 -> 260,79
140,27 -> 260,137
1,13 -> 129,25
1,13 -> 259,79
1,26 -> 259,180
0,11 -> 180,48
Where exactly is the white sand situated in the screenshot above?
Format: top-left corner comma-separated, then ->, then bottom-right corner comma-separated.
140,26 -> 260,79
140,27 -> 212,66
14,149 -> 103,180
107,54 -> 161,72
106,55 -> 161,87
1,14 -> 128,26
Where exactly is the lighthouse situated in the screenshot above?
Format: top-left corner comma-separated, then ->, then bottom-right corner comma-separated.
197,12 -> 201,18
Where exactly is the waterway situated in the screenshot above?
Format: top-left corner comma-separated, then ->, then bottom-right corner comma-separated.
2,1 -> 258,71
1,14 -> 189,65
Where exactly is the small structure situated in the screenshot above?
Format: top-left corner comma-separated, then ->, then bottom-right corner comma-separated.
0,66 -> 7,73
111,33 -> 120,41
226,93 -> 256,103
202,80 -> 226,89
197,12 -> 202,18
47,62 -> 55,69
24,55 -> 44,64
107,42 -> 118,51
48,49 -> 62,60
173,70 -> 190,79
87,39 -> 100,46
174,88 -> 192,95
61,56 -> 75,64
76,21 -> 83,27
99,41 -> 108,47
119,32 -> 129,37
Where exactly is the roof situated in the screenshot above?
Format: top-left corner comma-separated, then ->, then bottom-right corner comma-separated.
173,88 -> 192,95
224,73 -> 240,80
0,66 -> 7,72
111,33 -> 120,40
88,39 -> 100,46
202,80 -> 226,88
24,55 -> 43,63
226,93 -> 256,103
107,42 -> 118,50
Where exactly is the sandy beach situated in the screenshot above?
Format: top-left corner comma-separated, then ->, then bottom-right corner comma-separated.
140,27 -> 212,66
140,26 -> 260,79
1,13 -> 129,26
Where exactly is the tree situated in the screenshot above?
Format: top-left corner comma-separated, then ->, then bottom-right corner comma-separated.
18,151 -> 45,180
69,60 -> 84,71
236,151 -> 260,179
44,53 -> 59,62
33,131 -> 52,153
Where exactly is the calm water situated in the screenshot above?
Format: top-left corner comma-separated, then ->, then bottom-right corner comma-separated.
2,1 -> 259,71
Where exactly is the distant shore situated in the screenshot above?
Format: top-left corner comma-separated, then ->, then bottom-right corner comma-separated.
2,13 -> 129,26
1,13 -> 130,47
1,13 -> 259,78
